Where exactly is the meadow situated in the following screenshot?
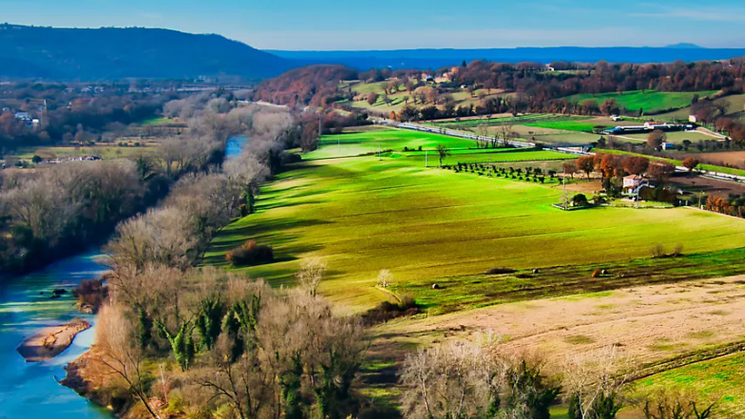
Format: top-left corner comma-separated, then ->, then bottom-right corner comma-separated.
206,129 -> 745,311
564,90 -> 719,114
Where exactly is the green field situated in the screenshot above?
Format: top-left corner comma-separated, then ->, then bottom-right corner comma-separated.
432,114 -> 563,129
656,94 -> 745,123
636,352 -> 745,417
523,119 -> 602,133
206,129 -> 745,310
565,90 -> 719,114
305,129 -> 476,160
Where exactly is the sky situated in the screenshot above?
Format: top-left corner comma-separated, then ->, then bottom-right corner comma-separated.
4,0 -> 745,50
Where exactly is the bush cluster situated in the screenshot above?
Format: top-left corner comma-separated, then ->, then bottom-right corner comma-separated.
226,240 -> 274,267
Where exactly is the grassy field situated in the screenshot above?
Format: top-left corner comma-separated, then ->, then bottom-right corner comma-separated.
620,130 -> 718,144
206,130 -> 745,310
10,141 -> 159,161
635,352 -> 745,417
204,126 -> 745,414
656,93 -> 745,122
564,90 -> 719,114
523,118 -> 601,133
304,129 -> 476,160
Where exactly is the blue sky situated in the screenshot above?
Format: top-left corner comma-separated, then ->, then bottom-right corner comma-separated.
4,0 -> 745,50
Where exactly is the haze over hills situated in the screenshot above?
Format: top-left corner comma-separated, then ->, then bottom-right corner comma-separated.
1,24 -> 744,81
269,46 -> 745,70
0,24 -> 293,80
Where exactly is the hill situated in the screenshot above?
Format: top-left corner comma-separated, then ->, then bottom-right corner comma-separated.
251,65 -> 359,107
0,24 -> 293,80
269,46 -> 745,70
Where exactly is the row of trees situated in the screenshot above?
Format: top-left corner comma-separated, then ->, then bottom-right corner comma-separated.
400,338 -> 715,419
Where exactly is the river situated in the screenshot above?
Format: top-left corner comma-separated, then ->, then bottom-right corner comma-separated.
0,136 -> 247,419
0,251 -> 111,419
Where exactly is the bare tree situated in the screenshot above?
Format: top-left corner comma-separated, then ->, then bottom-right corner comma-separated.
563,346 -> 629,419
96,303 -> 160,418
296,257 -> 327,297
376,269 -> 393,288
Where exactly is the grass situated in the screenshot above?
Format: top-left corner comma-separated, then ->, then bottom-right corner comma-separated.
11,141 -> 159,161
620,130 -> 717,144
564,90 -> 719,114
304,129 -> 476,160
140,117 -> 173,126
206,130 -> 745,311
523,119 -> 601,133
635,352 -> 745,417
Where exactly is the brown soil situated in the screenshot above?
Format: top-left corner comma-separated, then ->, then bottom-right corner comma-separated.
17,318 -> 91,362
688,151 -> 745,168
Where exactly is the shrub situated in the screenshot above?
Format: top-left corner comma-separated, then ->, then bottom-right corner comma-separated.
361,295 -> 419,325
226,240 -> 274,267
650,244 -> 665,258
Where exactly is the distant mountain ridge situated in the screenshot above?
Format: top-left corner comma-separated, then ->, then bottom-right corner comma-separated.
268,46 -> 745,70
0,24 -> 293,80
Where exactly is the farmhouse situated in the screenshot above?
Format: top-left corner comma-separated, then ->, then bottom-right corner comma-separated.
623,175 -> 643,190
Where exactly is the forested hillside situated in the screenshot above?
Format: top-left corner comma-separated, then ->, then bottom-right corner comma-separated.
0,24 -> 293,80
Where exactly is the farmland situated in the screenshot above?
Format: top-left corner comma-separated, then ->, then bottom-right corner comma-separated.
564,90 -> 719,114
207,128 -> 745,311
202,126 -> 745,417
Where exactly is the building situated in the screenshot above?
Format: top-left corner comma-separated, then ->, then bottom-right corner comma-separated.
689,115 -> 698,123
661,142 -> 676,151
623,175 -> 643,190
14,111 -> 31,121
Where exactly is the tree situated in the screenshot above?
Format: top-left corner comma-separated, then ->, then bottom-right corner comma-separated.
564,346 -> 628,419
400,338 -> 504,419
563,160 -> 577,179
367,92 -> 379,106
300,120 -> 319,153
647,130 -> 666,150
572,194 -> 589,207
682,157 -> 700,173
622,156 -> 649,176
376,269 -> 393,288
96,303 -> 159,418
436,144 -> 451,168
577,156 -> 595,180
296,257 -> 327,297
648,161 -> 675,184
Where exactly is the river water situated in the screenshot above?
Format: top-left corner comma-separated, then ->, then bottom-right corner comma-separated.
0,251 -> 111,419
0,136 -> 247,419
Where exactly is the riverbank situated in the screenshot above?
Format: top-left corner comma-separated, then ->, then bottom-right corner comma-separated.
17,318 -> 91,362
0,251 -> 112,419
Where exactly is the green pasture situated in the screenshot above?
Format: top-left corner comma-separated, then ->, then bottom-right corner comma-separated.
206,149 -> 745,310
305,129 -> 477,160
635,352 -> 745,418
523,118 -> 602,133
564,90 -> 719,114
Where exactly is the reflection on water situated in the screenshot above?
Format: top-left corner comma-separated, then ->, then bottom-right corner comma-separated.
0,251 -> 112,419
